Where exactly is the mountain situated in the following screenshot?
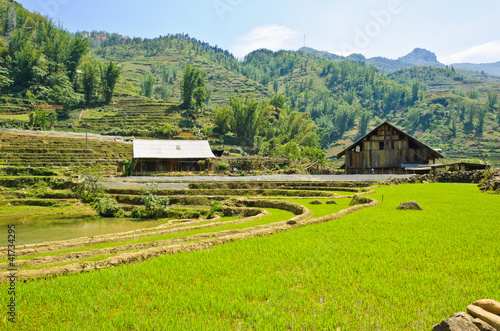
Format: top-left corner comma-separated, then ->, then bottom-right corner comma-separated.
365,57 -> 412,72
300,47 -> 500,77
299,47 -> 445,72
397,48 -> 445,67
299,47 -> 344,62
452,61 -> 500,77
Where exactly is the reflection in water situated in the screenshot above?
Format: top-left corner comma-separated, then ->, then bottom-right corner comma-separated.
0,215 -> 159,246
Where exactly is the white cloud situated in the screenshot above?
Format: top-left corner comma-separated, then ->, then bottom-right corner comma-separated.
230,25 -> 302,59
440,40 -> 500,64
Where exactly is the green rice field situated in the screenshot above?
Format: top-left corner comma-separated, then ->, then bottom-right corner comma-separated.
1,183 -> 499,329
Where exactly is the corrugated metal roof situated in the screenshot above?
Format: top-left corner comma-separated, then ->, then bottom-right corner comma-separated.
133,140 -> 216,159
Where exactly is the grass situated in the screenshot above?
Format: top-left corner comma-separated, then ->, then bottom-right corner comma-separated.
1,183 -> 499,329
0,114 -> 30,121
6,209 -> 293,265
285,198 -> 351,218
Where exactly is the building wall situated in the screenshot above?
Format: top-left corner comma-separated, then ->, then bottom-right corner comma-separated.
344,124 -> 435,174
134,158 -> 214,173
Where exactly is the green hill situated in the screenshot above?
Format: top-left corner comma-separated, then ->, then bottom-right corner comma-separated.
454,61 -> 500,77
0,1 -> 499,166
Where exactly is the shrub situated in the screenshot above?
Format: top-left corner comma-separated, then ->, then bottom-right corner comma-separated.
93,197 -> 123,218
216,161 -> 230,171
207,201 -> 224,219
131,184 -> 170,219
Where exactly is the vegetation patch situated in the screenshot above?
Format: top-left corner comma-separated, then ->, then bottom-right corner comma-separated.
1,184 -> 496,329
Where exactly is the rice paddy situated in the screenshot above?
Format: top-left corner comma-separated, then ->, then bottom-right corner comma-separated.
0,182 -> 498,329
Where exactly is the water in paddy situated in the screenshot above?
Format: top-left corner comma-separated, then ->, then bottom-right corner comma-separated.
0,214 -> 159,246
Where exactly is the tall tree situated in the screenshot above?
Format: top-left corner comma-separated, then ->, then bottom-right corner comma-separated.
66,37 -> 89,82
81,59 -> 100,105
193,86 -> 207,110
477,106 -> 488,133
214,105 -> 231,135
141,72 -> 156,98
411,81 -> 420,104
100,60 -> 122,104
358,110 -> 371,136
180,64 -> 205,109
230,95 -> 263,146
487,91 -> 498,111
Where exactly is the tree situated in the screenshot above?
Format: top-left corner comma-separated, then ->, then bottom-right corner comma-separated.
467,89 -> 479,99
477,106 -> 488,133
41,72 -> 81,110
358,110 -> 371,136
193,86 -> 207,110
405,106 -> 421,133
66,37 -> 89,82
214,105 -> 231,135
467,103 -> 477,126
269,94 -> 287,118
29,109 -> 56,130
487,91 -> 498,111
411,81 -> 420,104
450,109 -> 457,138
141,72 -> 156,98
180,64 -> 205,109
0,65 -> 13,92
12,41 -> 42,88
81,59 -> 100,104
229,95 -> 263,146
100,60 -> 122,104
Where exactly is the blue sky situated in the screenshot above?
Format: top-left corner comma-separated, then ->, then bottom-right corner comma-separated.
18,0 -> 500,64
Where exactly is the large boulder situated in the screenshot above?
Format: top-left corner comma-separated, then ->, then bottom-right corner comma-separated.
432,312 -> 496,331
432,312 -> 480,331
473,299 -> 500,315
467,305 -> 500,330
396,201 -> 423,210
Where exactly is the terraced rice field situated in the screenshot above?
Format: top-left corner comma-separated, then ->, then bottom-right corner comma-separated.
0,131 -> 131,170
0,183 -> 498,330
76,100 -> 185,136
0,180 -> 371,282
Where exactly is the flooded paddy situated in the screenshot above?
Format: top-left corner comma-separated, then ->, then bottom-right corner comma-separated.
0,213 -> 159,246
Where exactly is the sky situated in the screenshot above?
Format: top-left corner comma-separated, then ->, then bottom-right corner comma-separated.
18,0 -> 500,64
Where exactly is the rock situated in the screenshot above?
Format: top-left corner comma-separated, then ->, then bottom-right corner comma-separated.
326,200 -> 337,205
450,312 -> 498,331
286,220 -> 297,225
309,200 -> 322,205
467,305 -> 500,331
473,299 -> 500,315
396,201 -> 423,210
473,318 -> 498,331
432,312 -> 480,331
348,195 -> 372,206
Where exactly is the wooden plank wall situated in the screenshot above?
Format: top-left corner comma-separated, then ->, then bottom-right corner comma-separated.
345,124 -> 434,174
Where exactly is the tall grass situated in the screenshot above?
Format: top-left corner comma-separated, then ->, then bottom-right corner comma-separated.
1,184 -> 499,330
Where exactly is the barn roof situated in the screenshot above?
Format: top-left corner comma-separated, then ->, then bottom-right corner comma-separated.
133,140 -> 216,159
336,122 -> 445,159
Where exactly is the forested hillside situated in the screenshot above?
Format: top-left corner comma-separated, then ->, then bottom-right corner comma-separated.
0,0 -> 499,165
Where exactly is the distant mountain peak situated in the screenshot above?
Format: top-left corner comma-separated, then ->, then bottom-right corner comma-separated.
398,48 -> 444,67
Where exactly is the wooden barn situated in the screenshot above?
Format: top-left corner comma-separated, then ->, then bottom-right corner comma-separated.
337,122 -> 445,175
133,140 -> 216,172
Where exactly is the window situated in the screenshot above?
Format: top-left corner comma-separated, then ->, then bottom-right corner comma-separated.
379,142 -> 385,150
